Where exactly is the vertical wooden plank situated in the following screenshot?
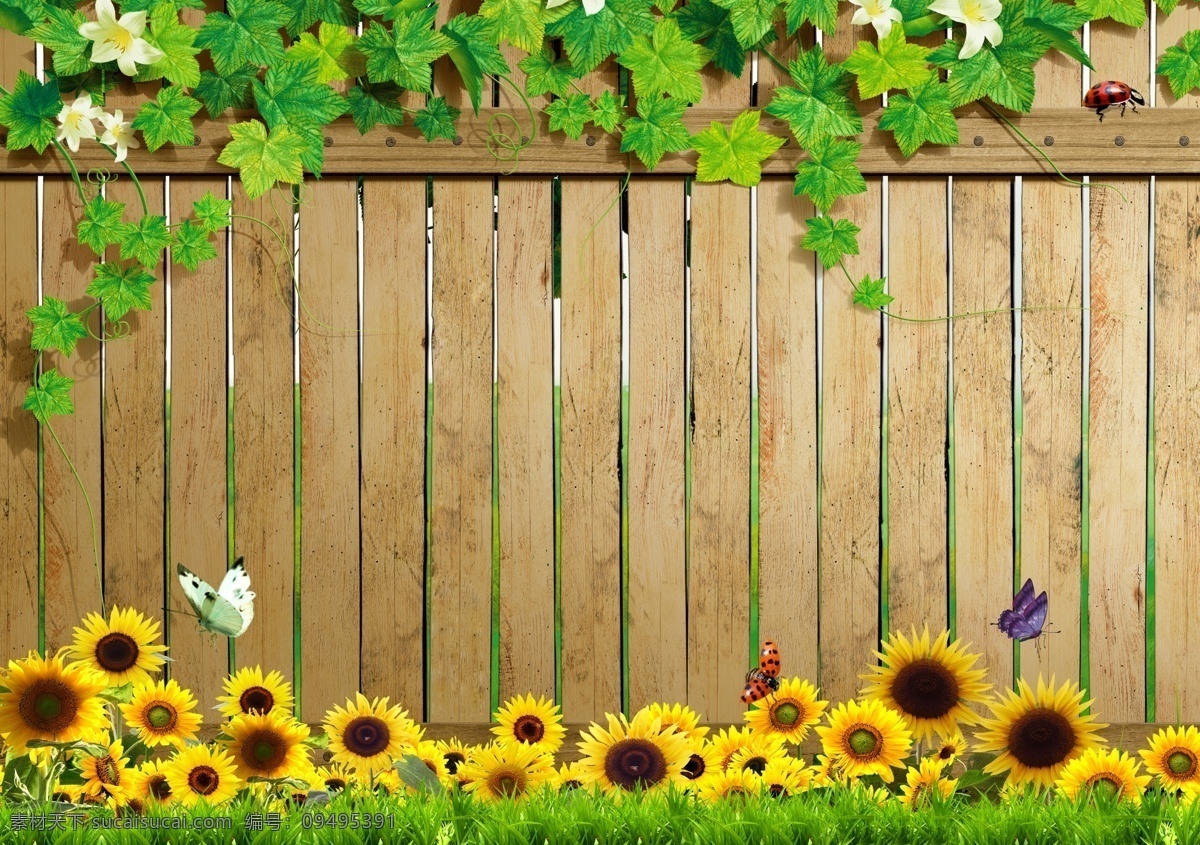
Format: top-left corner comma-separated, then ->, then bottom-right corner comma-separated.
496,178 -> 556,703
560,66 -> 622,721
43,177 -> 103,651
757,42 -> 819,686
231,183 -> 294,681
298,178 -> 360,722
1153,0 -> 1200,721
1019,53 -> 1083,687
689,63 -> 752,722
360,177 -> 427,709
887,178 -> 949,635
952,178 -> 1014,696
1086,17 -> 1150,722
168,177 -> 229,705
627,179 -> 687,710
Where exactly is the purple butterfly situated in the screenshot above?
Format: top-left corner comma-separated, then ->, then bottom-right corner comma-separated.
996,578 -> 1048,642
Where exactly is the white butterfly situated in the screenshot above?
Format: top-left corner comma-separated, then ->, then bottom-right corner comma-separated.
176,557 -> 255,638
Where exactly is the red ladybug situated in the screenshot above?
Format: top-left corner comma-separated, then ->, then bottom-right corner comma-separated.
1083,80 -> 1145,122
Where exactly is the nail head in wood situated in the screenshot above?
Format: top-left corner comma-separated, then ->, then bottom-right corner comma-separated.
973,135 -> 984,146
323,136 -> 333,148
586,135 -> 597,147
1114,136 -> 1125,147
1181,136 -> 1191,147
1044,135 -> 1054,146
386,136 -> 396,147
521,135 -> 529,145
453,135 -> 463,146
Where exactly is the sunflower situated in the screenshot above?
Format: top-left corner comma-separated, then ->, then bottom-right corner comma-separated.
679,742 -> 723,793
697,768 -> 762,803
640,702 -> 709,743
0,652 -> 109,752
216,666 -> 294,719
315,762 -> 357,793
436,737 -> 472,778
760,756 -> 812,797
79,738 -> 132,805
1140,725 -> 1200,791
810,754 -> 849,787
744,677 -> 828,745
974,676 -> 1106,788
900,758 -> 958,808
120,679 -> 202,748
729,738 -> 788,777
373,769 -> 403,795
709,726 -> 768,771
323,693 -> 421,776
860,627 -> 991,743
553,761 -> 585,791
67,607 -> 167,687
817,699 -> 913,783
127,759 -> 175,807
1056,747 -> 1150,805
222,709 -> 311,781
411,739 -> 450,784
492,694 -> 567,756
931,732 -> 969,767
460,741 -> 554,802
576,710 -> 689,796
164,745 -> 242,807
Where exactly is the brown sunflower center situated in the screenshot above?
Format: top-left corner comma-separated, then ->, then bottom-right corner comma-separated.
343,716 -> 390,757
1086,773 -> 1121,800
239,686 -> 275,714
148,774 -> 172,801
444,751 -> 466,774
938,744 -> 956,760
769,783 -> 788,798
188,765 -> 219,795
513,715 -> 546,744
125,798 -> 145,816
95,754 -> 121,785
325,776 -> 347,791
846,726 -> 882,761
1007,707 -> 1076,769
891,658 -> 960,719
682,753 -> 707,781
1168,750 -> 1197,778
740,755 -> 769,775
487,768 -> 525,798
604,738 -> 667,791
18,680 -> 78,733
561,778 -> 582,791
145,704 -> 177,731
241,731 -> 287,772
95,633 -> 139,673
771,702 -> 802,727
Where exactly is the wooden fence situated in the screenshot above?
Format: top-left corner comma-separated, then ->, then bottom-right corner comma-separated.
0,2 -> 1196,730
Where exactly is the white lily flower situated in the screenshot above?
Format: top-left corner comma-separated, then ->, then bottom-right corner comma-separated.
78,0 -> 165,77
99,109 -> 139,164
928,0 -> 1003,59
850,0 -> 904,40
56,94 -> 102,153
546,0 -> 605,16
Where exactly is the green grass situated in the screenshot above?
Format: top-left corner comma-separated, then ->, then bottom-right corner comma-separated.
3,788 -> 1199,845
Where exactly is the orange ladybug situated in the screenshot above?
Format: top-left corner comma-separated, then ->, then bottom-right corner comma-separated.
741,640 -> 782,704
1083,80 -> 1144,122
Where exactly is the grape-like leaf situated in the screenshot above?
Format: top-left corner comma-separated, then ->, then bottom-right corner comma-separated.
414,96 -> 460,142
194,0 -> 288,75
23,368 -> 75,423
170,219 -> 219,272
345,81 -> 407,133
120,215 -> 172,267
765,45 -> 863,148
27,7 -> 91,78
217,119 -> 309,199
479,0 -> 545,53
546,93 -> 592,140
1077,0 -> 1143,26
618,17 -> 711,103
784,0 -> 837,34
801,215 -> 860,269
620,94 -> 691,169
792,136 -> 866,213
194,65 -> 256,118
852,275 -> 893,310
358,11 -> 453,93
0,70 -> 61,153
442,14 -> 510,113
710,0 -> 780,49
842,27 -> 931,100
28,297 -> 89,356
520,48 -> 577,98
589,90 -> 624,133
86,262 -> 156,321
548,0 -> 655,76
677,0 -> 746,76
691,109 -> 784,187
287,22 -> 366,84
135,2 -> 202,87
877,72 -> 958,157
77,196 -> 134,256
192,192 -> 233,232
132,86 -> 201,151
1157,29 -> 1200,101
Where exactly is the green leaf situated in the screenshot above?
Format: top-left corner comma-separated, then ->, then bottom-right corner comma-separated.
1154,0 -> 1178,13
801,215 -> 860,269
346,81 -> 407,133
394,755 -> 441,794
547,0 -> 655,76
0,0 -> 47,35
1157,29 -> 1200,101
354,0 -> 426,20
0,70 -> 61,154
479,0 -> 545,53
784,0 -> 837,34
27,7 -> 91,77
676,0 -> 745,76
443,14 -> 510,114
287,22 -> 366,84
1024,0 -> 1092,69
86,262 -> 156,320
217,119 -> 308,199
134,2 -> 202,87
194,65 -> 257,118
194,0 -> 288,76
852,275 -> 893,310
710,0 -> 779,49
253,59 -> 347,129
792,136 -> 866,212
118,0 -> 206,11
132,86 -> 201,152
877,72 -> 958,156
359,12 -> 453,92
619,17 -> 711,103
23,369 -> 74,423
170,219 -> 219,272
77,196 -> 134,256
414,96 -> 461,142
691,109 -> 784,187
620,94 -> 691,169
589,89 -> 624,133
764,45 -> 862,148
546,92 -> 592,139
276,0 -> 355,38
28,297 -> 88,356
519,48 -> 577,98
192,192 -> 233,232
120,215 -> 172,267
1076,0 -> 1143,25
843,27 -> 931,99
